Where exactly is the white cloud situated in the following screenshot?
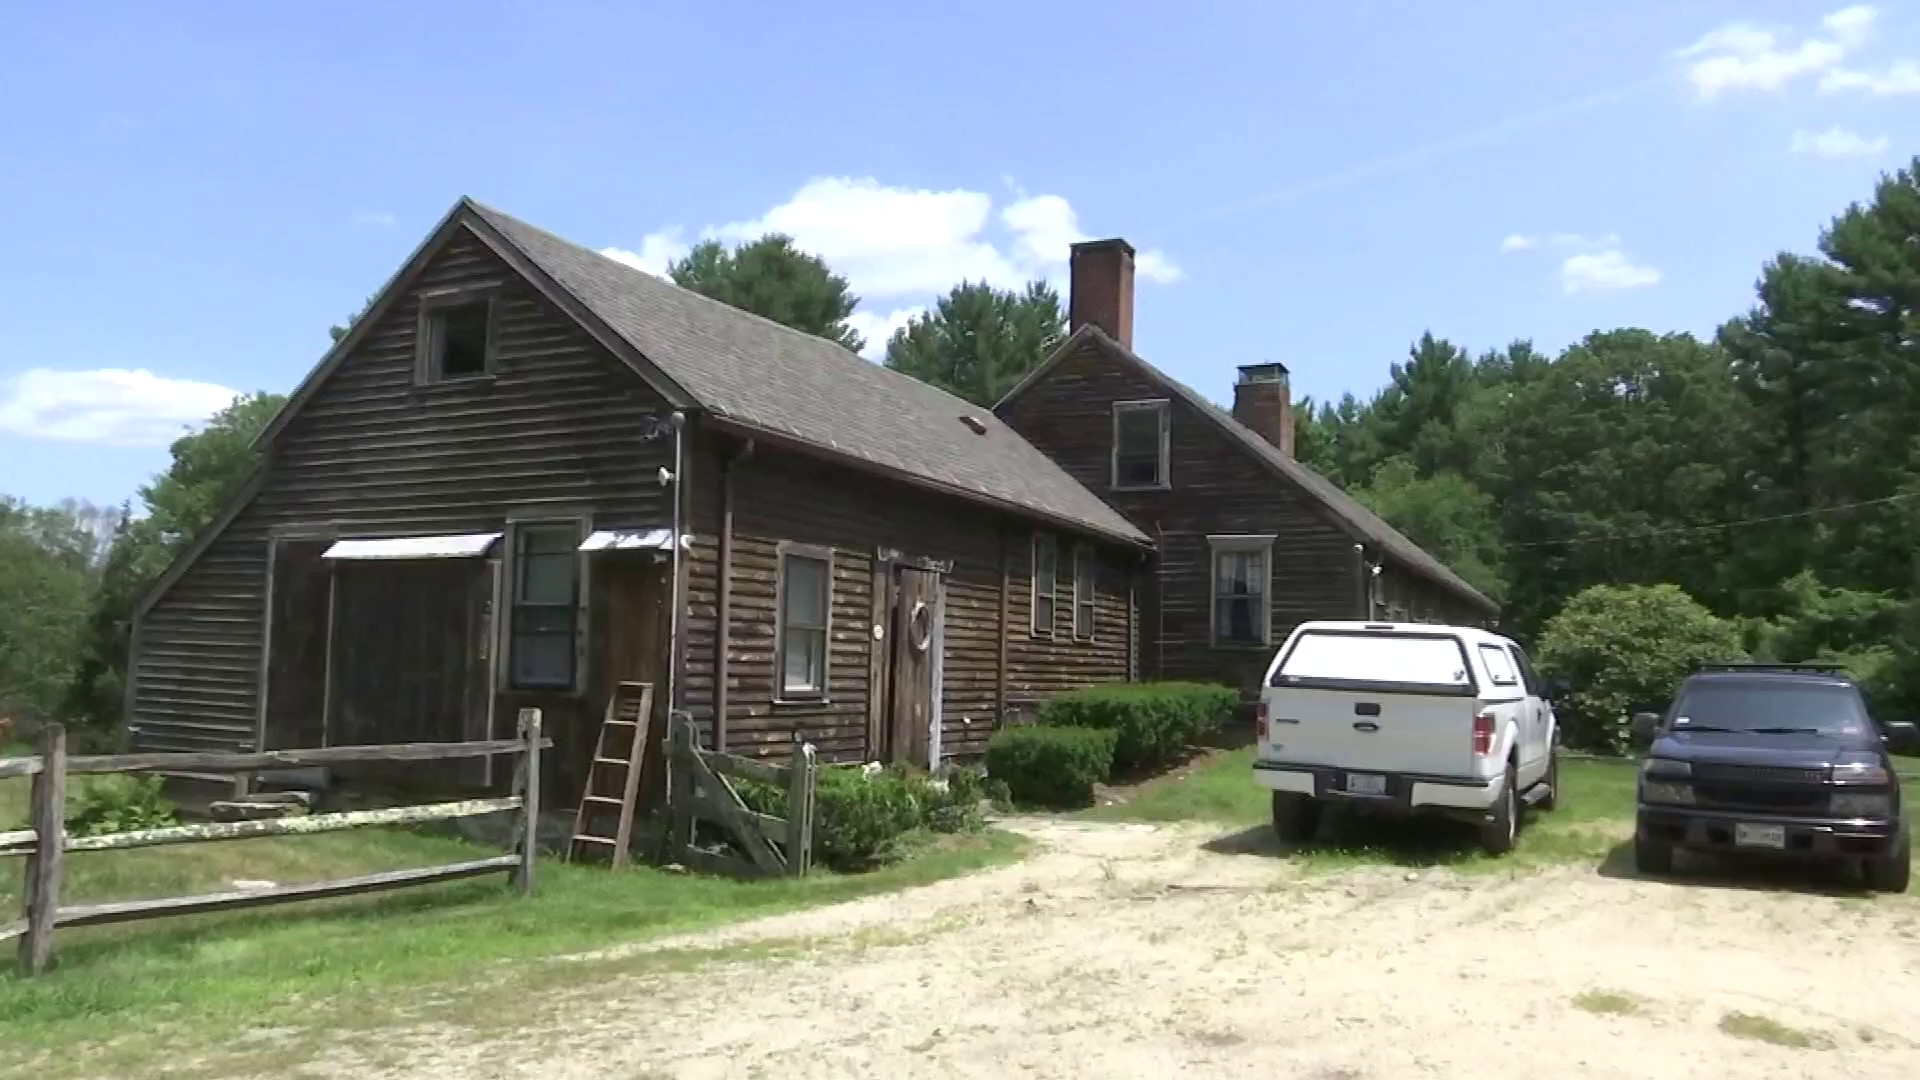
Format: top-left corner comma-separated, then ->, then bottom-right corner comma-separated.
1820,59 -> 1920,95
1502,231 -> 1620,253
1674,6 -> 1878,98
1561,250 -> 1662,295
1824,5 -> 1880,47
352,211 -> 397,228
1792,125 -> 1891,157
844,306 -> 925,359
600,228 -> 690,277
0,368 -> 240,446
597,176 -> 1181,359
1500,234 -> 1537,252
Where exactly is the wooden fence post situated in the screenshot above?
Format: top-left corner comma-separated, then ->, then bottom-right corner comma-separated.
512,708 -> 541,896
785,741 -> 816,878
666,715 -> 693,863
19,723 -> 67,975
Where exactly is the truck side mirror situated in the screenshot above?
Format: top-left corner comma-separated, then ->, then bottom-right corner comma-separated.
1883,720 -> 1918,754
1630,712 -> 1661,749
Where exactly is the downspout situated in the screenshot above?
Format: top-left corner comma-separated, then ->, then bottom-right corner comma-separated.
666,411 -> 686,724
714,438 -> 746,752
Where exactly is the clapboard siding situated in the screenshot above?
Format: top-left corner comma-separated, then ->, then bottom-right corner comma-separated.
1000,339 -> 1360,699
683,438 -> 1136,765
131,225 -> 675,756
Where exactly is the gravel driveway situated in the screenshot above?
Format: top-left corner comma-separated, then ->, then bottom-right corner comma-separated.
309,816 -> 1920,1079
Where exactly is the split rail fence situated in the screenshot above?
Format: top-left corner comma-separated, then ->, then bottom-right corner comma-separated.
1,710 -> 550,976
663,715 -> 817,878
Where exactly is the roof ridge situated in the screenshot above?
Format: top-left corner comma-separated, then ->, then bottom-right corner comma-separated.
464,200 -> 1005,425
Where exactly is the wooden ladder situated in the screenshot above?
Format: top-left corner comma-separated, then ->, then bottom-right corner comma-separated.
567,681 -> 653,867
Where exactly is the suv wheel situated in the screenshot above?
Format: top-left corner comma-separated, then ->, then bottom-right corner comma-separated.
1271,793 -> 1322,844
1478,766 -> 1518,855
1864,832 -> 1911,894
1634,831 -> 1674,877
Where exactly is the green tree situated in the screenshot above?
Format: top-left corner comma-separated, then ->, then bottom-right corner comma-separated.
883,280 -> 1066,406
63,393 -> 286,730
1352,457 -> 1507,603
670,235 -> 864,352
1535,584 -> 1745,752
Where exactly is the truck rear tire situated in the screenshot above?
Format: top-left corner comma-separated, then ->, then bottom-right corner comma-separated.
1864,833 -> 1911,893
1271,793 -> 1322,844
1634,833 -> 1674,877
1478,766 -> 1518,855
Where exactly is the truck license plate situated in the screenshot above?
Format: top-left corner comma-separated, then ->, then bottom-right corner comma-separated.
1734,823 -> 1786,849
1345,772 -> 1387,796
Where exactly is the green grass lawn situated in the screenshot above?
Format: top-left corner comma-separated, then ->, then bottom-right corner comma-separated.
0,754 -> 1027,1074
1090,747 -> 1920,875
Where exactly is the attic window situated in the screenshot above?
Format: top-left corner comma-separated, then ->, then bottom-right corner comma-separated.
1112,399 -> 1170,489
958,414 -> 988,435
418,296 -> 494,382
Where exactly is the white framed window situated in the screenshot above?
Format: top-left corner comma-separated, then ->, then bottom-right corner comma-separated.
1073,545 -> 1096,641
509,522 -> 581,689
416,291 -> 496,383
1479,643 -> 1519,687
1208,534 -> 1275,647
777,542 -> 833,699
1031,534 -> 1058,638
1111,399 -> 1170,489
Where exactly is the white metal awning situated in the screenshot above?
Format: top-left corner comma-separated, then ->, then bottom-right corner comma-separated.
322,532 -> 503,561
577,528 -> 682,553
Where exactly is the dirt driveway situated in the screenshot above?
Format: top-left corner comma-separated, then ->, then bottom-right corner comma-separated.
311,817 -> 1920,1079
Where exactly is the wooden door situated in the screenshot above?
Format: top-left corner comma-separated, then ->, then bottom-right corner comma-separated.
887,567 -> 941,765
262,538 -> 333,751
592,554 -> 669,812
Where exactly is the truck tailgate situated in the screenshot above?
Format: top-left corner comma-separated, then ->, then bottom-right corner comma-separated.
1263,686 -> 1477,777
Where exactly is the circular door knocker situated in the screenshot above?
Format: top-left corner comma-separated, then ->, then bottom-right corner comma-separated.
907,600 -> 933,652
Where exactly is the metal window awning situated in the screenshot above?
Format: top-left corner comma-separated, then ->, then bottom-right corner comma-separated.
577,528 -> 684,553
322,532 -> 503,561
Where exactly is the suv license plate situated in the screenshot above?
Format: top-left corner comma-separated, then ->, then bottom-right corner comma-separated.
1734,823 -> 1786,849
1345,772 -> 1387,796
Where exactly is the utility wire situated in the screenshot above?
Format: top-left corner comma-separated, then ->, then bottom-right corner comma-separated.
1506,492 -> 1919,549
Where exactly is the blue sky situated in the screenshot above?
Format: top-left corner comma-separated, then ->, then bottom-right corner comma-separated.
2,1 -> 1915,508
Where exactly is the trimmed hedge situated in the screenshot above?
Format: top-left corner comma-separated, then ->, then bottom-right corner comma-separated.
737,763 -> 988,871
1036,681 -> 1239,771
984,725 -> 1118,808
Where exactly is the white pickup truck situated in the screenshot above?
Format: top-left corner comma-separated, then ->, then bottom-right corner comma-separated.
1252,621 -> 1561,854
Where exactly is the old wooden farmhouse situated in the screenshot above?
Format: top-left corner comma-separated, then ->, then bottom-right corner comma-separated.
126,198 -> 1493,799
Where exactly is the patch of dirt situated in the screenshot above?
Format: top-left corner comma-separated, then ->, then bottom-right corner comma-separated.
281,816 -> 1920,1079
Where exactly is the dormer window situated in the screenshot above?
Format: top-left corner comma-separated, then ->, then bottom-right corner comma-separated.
418,294 -> 495,382
1111,399 -> 1170,489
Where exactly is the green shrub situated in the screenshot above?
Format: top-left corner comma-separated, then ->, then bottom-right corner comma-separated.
736,762 -> 987,872
984,725 -> 1118,808
1036,682 -> 1238,772
67,774 -> 178,837
1536,583 -> 1745,753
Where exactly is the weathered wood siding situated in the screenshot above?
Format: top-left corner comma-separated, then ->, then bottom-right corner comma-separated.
1376,561 -> 1487,627
683,437 -> 1136,764
131,224 -> 676,760
999,338 -> 1363,698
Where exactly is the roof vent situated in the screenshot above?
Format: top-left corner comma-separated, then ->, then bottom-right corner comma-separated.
958,414 -> 988,435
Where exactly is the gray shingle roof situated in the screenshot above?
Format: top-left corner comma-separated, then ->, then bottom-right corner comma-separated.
1009,326 -> 1497,613
466,201 -> 1148,546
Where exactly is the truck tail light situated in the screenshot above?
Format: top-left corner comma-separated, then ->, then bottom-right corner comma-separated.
1472,710 -> 1495,756
1255,700 -> 1269,742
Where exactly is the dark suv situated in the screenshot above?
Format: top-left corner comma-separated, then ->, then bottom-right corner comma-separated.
1631,664 -> 1916,892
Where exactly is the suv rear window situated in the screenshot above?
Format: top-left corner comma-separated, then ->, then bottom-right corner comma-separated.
1274,631 -> 1475,695
1672,680 -> 1869,737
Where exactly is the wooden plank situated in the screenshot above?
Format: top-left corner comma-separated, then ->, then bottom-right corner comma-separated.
686,795 -> 784,846
786,742 -> 816,877
60,737 -> 549,777
678,730 -> 787,874
18,724 -> 65,975
0,919 -> 23,944
53,855 -> 520,930
700,750 -> 789,788
996,522 -> 1010,724
0,757 -> 42,781
678,847 -> 772,880
513,709 -> 541,894
611,685 -> 653,867
866,550 -> 890,759
50,798 -> 522,855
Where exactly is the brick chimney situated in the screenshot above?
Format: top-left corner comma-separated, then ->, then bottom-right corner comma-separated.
1069,238 -> 1135,350
1233,362 -> 1294,457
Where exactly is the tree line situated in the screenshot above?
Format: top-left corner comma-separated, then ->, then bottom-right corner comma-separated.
5,159 -> 1918,744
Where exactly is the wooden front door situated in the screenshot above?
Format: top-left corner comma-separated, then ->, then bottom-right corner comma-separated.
886,566 -> 941,765
591,554 -> 669,811
262,538 -> 333,751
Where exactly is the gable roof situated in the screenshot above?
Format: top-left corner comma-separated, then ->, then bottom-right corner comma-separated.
261,198 -> 1148,548
998,325 -> 1497,613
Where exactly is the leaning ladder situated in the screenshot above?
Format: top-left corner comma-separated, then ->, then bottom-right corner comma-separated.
568,681 -> 654,867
